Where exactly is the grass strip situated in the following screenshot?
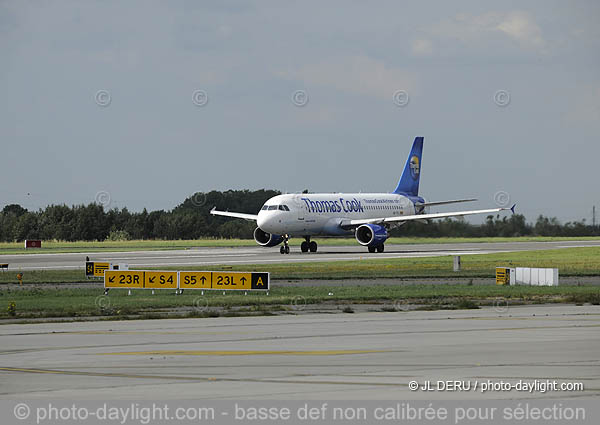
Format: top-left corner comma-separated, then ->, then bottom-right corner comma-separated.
1,284 -> 599,320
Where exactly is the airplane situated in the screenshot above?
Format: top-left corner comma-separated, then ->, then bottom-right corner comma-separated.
211,137 -> 515,254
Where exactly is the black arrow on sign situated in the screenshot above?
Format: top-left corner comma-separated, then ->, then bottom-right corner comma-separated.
200,276 -> 206,283
149,277 -> 155,283
109,276 -> 115,283
240,277 -> 247,284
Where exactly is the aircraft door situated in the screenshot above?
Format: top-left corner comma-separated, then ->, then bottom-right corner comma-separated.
294,195 -> 305,221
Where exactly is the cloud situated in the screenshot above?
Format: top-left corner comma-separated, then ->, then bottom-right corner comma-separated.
427,10 -> 545,51
276,56 -> 417,100
412,38 -> 434,55
496,11 -> 544,48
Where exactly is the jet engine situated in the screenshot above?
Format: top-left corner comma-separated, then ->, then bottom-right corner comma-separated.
355,224 -> 388,247
254,227 -> 284,247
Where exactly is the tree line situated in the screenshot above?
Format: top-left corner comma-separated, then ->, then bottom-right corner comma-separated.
0,189 -> 598,242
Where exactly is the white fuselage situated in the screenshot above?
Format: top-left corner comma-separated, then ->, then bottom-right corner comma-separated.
257,193 -> 418,237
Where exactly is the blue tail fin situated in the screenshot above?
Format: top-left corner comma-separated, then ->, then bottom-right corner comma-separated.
393,137 -> 424,196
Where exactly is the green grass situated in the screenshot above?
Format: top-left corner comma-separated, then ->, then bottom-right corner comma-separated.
1,284 -> 598,320
193,247 -> 600,279
2,247 -> 599,285
1,236 -> 598,255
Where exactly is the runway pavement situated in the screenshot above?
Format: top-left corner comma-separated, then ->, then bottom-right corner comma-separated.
1,304 -> 598,400
2,240 -> 600,271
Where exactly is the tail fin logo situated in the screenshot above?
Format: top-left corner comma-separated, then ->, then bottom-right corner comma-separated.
409,156 -> 420,180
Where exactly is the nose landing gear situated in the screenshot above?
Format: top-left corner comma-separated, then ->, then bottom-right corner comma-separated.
279,235 -> 291,254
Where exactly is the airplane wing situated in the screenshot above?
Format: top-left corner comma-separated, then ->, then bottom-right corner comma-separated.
210,207 -> 258,221
341,205 -> 515,229
415,198 -> 477,207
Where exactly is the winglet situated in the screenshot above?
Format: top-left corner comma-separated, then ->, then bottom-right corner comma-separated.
510,204 -> 516,214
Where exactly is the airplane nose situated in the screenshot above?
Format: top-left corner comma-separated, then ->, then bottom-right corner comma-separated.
257,212 -> 268,230
257,211 -> 277,233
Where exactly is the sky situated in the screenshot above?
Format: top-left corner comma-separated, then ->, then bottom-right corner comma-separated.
1,0 -> 599,223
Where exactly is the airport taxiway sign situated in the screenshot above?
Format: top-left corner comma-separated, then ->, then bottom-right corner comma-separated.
250,272 -> 268,289
87,261 -> 110,277
104,270 -> 145,288
179,271 -> 270,290
496,267 -> 510,285
179,271 -> 212,289
145,271 -> 178,289
102,270 -> 269,290
213,272 -> 252,290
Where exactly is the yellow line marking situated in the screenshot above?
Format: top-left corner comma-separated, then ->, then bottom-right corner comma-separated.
99,349 -> 387,356
65,331 -> 243,335
0,367 -> 65,375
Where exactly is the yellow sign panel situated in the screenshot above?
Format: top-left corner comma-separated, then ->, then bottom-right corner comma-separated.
105,270 -> 145,288
145,271 -> 178,289
180,271 -> 212,289
496,267 -> 509,285
86,262 -> 110,277
213,272 -> 252,290
102,270 -> 269,290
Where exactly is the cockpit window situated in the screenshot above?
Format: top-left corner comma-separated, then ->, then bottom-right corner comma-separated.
264,204 -> 290,211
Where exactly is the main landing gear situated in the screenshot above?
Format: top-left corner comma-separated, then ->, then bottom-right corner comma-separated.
300,236 -> 317,253
368,244 -> 385,253
280,236 -> 318,254
279,235 -> 290,255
